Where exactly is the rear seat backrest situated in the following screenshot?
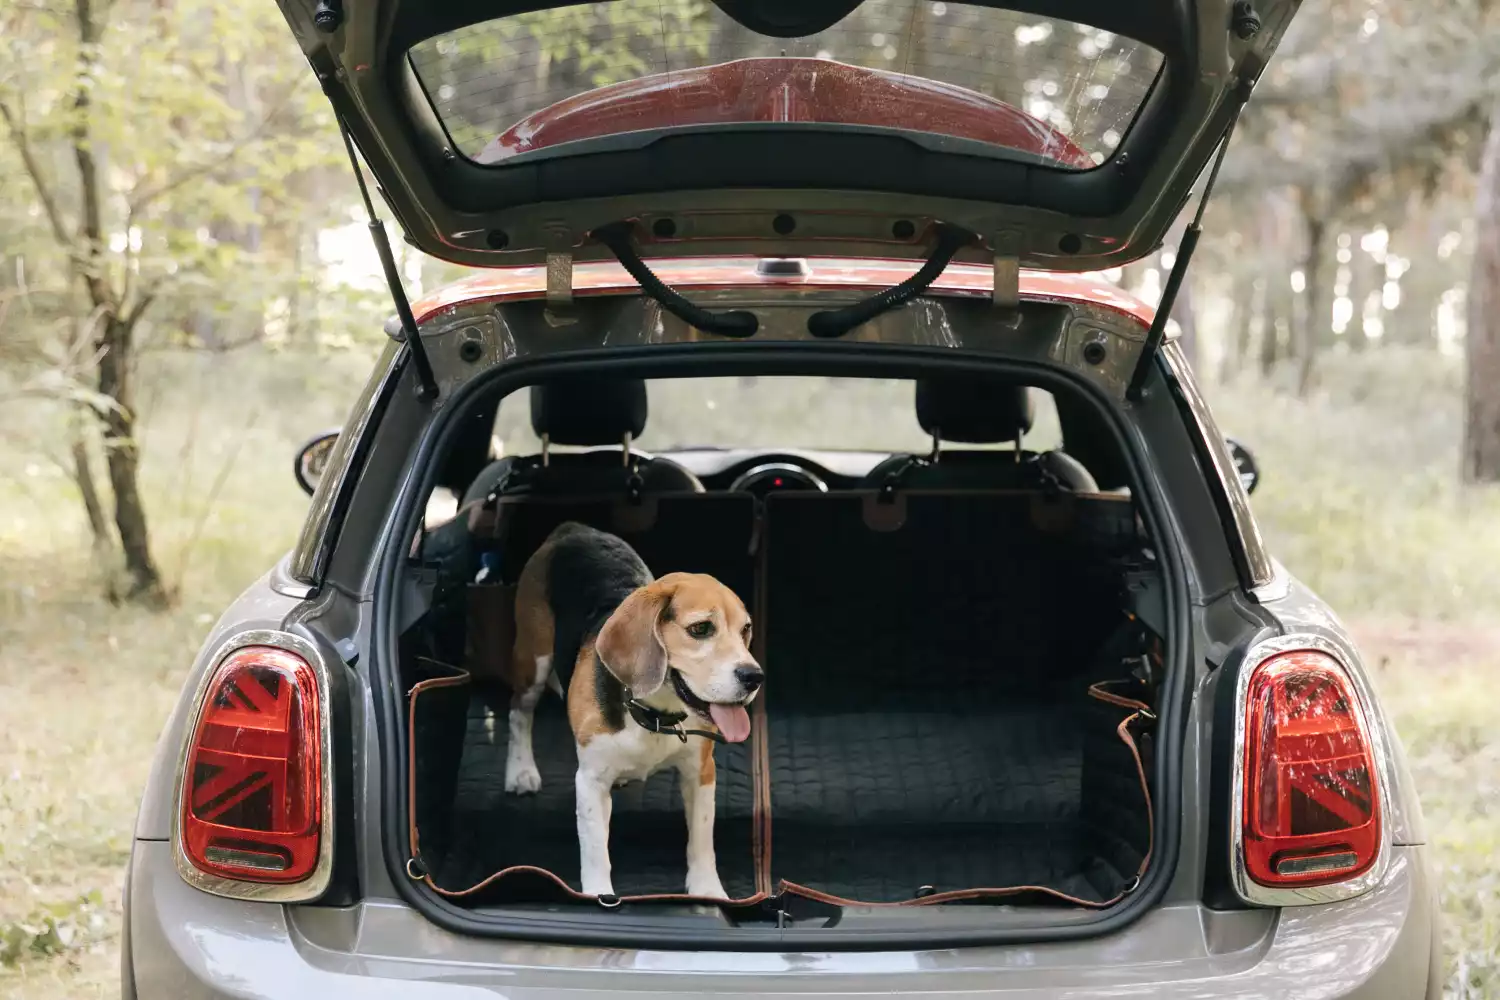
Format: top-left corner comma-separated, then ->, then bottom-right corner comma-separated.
762,490 -> 1129,711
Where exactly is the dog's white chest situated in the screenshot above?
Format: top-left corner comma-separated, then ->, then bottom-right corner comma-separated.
580,725 -> 696,786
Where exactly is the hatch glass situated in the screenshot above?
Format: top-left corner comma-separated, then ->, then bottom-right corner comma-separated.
408,0 -> 1163,169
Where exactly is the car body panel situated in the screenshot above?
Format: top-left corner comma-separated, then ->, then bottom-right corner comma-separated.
270,0 -> 1301,271
128,839 -> 1436,998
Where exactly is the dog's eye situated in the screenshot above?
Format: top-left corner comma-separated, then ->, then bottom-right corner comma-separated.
741,623 -> 753,643
685,620 -> 716,640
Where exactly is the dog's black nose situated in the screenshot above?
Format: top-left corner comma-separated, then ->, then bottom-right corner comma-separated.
734,664 -> 765,692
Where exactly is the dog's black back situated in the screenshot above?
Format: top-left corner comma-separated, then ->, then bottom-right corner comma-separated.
545,522 -> 651,695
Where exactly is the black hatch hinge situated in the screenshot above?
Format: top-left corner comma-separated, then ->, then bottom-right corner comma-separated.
335,117 -> 439,402
592,221 -> 759,338
1124,79 -> 1253,402
807,222 -> 976,338
591,219 -> 983,340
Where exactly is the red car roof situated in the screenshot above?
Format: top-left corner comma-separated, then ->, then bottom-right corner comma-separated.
412,257 -> 1153,328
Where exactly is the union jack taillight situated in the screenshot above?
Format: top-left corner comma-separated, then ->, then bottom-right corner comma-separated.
1239,649 -> 1382,890
178,645 -> 323,884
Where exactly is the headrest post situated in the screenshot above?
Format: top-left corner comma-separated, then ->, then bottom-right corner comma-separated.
541,433 -> 550,468
928,430 -> 942,464
621,431 -> 632,467
1014,432 -> 1022,462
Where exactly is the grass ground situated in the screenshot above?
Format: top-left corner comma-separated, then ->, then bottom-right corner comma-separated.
0,345 -> 1496,997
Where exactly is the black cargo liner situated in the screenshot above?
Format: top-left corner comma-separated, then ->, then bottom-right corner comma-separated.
404,490 -> 1155,908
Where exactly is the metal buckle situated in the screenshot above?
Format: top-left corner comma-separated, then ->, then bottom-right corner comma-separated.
630,701 -> 690,742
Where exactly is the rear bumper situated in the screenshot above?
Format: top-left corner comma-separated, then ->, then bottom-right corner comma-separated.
127,840 -> 1439,999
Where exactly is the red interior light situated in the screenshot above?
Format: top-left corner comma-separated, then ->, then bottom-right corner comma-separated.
1242,650 -> 1381,887
180,646 -> 322,883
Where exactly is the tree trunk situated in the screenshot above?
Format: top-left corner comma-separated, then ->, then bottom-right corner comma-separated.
71,425 -> 112,551
1296,213 -> 1326,397
1346,237 -> 1383,352
1260,276 -> 1284,376
1256,191 -> 1286,378
1391,220 -> 1439,347
72,0 -> 167,604
97,315 -> 166,604
1220,273 -> 1256,384
1463,100 -> 1500,482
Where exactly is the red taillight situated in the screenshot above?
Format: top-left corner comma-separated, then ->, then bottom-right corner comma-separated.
1242,650 -> 1381,887
180,646 -> 322,883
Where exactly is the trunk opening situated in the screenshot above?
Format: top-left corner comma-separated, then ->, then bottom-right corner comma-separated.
401,486 -> 1162,917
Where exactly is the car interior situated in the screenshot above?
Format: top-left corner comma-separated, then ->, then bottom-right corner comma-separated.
399,371 -> 1164,916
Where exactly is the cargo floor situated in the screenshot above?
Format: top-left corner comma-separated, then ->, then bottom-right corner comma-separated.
426,694 -> 1142,905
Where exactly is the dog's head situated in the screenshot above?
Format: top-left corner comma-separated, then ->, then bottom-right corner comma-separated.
596,572 -> 762,743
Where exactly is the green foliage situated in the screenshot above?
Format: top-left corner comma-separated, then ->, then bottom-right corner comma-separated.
411,0 -> 714,155
0,892 -> 105,967
0,0 -> 358,358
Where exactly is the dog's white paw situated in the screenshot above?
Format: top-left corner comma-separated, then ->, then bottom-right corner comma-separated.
582,875 -> 615,898
504,761 -> 542,795
686,872 -> 728,899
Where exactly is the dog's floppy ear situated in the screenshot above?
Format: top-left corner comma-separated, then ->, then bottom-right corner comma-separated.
596,580 -> 674,699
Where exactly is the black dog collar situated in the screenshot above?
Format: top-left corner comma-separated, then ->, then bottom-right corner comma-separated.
624,699 -> 726,743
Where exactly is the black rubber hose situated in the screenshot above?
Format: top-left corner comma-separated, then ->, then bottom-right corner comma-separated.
806,223 -> 974,338
592,222 -> 759,338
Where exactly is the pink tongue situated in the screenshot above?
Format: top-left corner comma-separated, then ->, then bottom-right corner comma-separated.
708,703 -> 752,743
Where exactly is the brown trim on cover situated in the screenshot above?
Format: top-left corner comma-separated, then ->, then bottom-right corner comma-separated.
751,693 -> 772,896
406,662 -> 473,865
424,862 -> 772,907
749,497 -> 773,895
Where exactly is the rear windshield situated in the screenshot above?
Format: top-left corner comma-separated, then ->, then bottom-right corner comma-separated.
408,1 -> 1163,170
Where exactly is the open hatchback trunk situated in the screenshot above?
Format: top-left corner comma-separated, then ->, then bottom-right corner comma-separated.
387,362 -> 1174,927
272,0 -> 1301,277
262,0 -> 1308,944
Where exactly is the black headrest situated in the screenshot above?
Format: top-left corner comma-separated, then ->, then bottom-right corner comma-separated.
915,377 -> 1034,444
530,378 -> 648,447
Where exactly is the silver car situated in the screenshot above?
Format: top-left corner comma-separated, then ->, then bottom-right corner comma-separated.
124,0 -> 1440,996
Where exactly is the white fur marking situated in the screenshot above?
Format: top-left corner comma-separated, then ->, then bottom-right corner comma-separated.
503,654 -> 551,795
679,762 -> 726,898
575,763 -> 615,896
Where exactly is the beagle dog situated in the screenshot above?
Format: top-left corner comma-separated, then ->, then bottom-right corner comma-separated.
503,521 -> 762,899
